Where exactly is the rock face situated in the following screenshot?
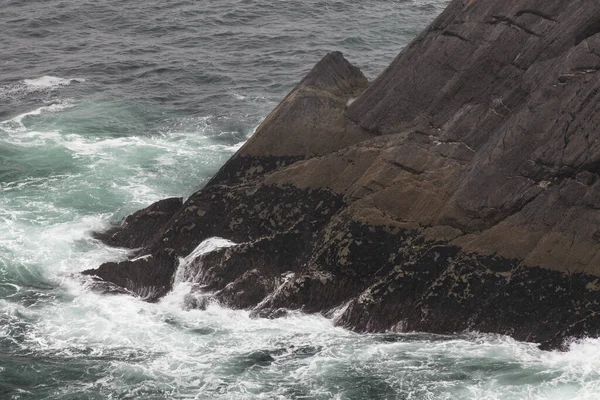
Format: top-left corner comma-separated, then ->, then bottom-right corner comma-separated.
82,0 -> 600,349
92,197 -> 183,249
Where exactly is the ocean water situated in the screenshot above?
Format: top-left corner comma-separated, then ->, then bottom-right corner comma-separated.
1,0 -> 599,399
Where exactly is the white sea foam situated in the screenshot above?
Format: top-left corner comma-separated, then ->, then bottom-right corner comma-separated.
0,104 -> 248,214
160,237 -> 237,309
176,237 -> 237,284
0,100 -> 73,134
22,76 -> 86,91
204,142 -> 244,152
0,76 -> 85,101
2,182 -> 599,399
3,216 -> 600,400
1,97 -> 597,399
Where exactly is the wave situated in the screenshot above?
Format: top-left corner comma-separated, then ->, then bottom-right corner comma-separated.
0,76 -> 85,101
0,101 -> 74,134
5,276 -> 600,399
160,237 -> 237,309
22,76 -> 86,91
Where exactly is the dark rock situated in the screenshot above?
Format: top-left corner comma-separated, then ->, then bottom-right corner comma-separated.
206,51 -> 373,187
82,0 -> 600,350
250,308 -> 288,319
93,197 -> 182,249
81,248 -> 179,302
234,50 -> 371,158
80,278 -> 132,297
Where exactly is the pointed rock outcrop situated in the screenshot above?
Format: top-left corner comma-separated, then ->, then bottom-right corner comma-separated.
237,51 -> 370,158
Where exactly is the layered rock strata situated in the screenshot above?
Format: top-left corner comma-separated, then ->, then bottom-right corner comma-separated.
82,0 -> 600,349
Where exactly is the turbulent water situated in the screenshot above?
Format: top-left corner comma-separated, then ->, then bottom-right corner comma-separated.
1,0 -> 600,399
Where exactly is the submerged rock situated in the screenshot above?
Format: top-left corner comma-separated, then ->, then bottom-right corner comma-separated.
83,0 -> 600,350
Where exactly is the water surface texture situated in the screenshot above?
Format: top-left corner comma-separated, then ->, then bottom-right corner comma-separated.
2,0 -> 599,399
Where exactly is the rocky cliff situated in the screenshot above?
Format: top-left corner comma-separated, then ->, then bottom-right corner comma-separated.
83,0 -> 600,350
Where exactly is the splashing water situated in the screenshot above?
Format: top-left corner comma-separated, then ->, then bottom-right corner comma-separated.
1,0 -> 599,398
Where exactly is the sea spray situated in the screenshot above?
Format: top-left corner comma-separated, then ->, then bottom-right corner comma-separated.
161,237 -> 237,310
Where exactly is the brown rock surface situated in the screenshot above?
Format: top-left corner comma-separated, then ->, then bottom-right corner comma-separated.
83,0 -> 600,350
239,51 -> 371,158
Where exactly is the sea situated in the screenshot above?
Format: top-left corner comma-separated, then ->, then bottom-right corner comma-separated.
1,0 -> 599,399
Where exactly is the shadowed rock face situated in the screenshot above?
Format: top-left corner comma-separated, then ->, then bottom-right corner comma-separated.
82,0 -> 600,350
82,249 -> 179,302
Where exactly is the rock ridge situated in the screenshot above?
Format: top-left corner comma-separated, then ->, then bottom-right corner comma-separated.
82,0 -> 600,350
